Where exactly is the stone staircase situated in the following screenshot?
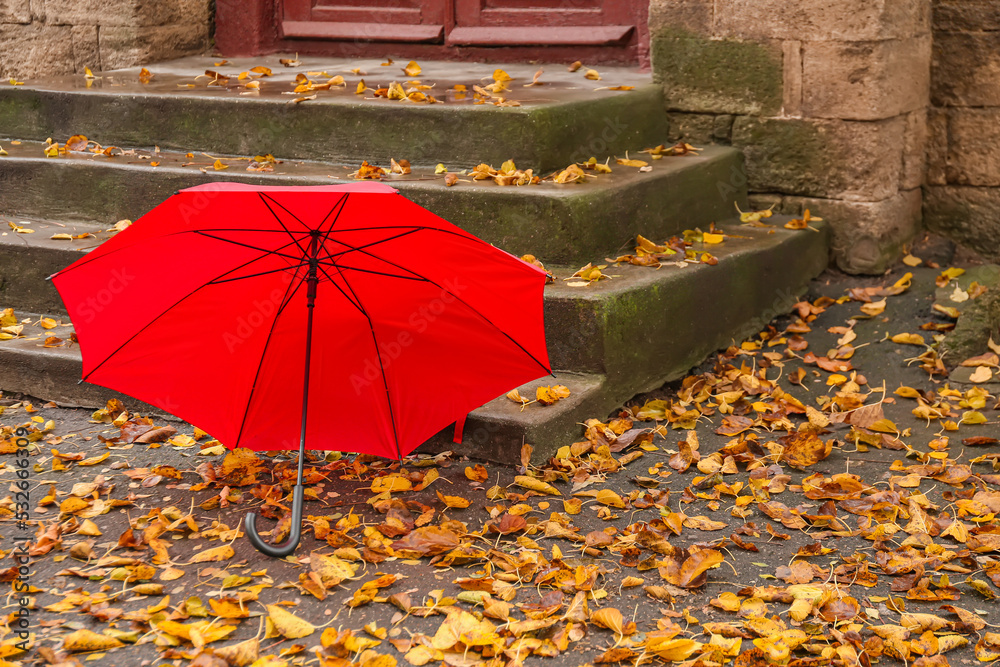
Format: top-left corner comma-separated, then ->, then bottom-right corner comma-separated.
0,55 -> 829,463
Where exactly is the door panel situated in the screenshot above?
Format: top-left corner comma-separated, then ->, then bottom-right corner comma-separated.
282,0 -> 446,43
450,0 -> 637,46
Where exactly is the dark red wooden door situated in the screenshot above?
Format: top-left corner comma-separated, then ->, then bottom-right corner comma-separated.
216,0 -> 648,65
449,0 -> 635,47
282,0 -> 447,42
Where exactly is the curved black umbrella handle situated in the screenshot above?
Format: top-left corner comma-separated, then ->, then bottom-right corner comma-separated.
245,485 -> 305,557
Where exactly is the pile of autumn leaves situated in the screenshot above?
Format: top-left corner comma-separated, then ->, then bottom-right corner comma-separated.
14,268 -> 1000,667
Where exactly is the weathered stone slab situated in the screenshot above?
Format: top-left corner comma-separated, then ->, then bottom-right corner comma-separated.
43,0 -> 210,28
732,116 -> 905,201
787,189 -> 921,275
901,110 -> 928,190
647,0 -> 713,34
0,22 -> 74,78
933,0 -> 1000,32
945,109 -> 1000,187
932,32 -> 1000,108
715,0 -> 930,41
652,27 -> 783,116
924,185 -> 1000,261
801,36 -> 931,120
98,22 -> 210,69
0,0 -> 30,23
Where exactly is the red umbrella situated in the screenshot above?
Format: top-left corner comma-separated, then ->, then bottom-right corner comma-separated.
51,182 -> 550,556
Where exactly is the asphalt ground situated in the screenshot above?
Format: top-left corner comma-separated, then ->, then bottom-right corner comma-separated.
4,238 -> 1000,667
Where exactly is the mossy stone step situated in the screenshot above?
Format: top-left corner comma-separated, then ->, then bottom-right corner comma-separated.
0,140 -> 747,267
0,220 -> 828,463
0,56 -> 667,173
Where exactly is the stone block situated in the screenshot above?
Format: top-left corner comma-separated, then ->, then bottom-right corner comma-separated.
732,116 -> 905,201
666,112 -> 717,144
715,0 -> 930,41
0,22 -> 74,78
926,108 -> 948,186
945,109 -> 1000,187
70,24 -> 100,74
801,36 -> 931,120
788,189 -> 922,274
652,27 -> 783,115
98,21 -> 208,69
901,109 -> 928,190
924,186 -> 1000,261
0,0 -> 30,22
44,0 -> 209,27
44,0 -> 139,26
932,32 -> 1000,107
933,0 -> 1000,31
648,0 -> 713,35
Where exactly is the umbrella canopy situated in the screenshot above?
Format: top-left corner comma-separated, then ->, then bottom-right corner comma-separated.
52,182 -> 551,555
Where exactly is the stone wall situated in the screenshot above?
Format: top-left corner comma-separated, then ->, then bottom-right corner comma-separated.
650,0 -> 932,274
0,0 -> 211,79
925,1 -> 1000,261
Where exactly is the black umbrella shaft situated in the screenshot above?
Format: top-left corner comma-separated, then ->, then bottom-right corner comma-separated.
299,234 -> 321,481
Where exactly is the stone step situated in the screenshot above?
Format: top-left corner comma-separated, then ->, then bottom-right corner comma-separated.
0,139 -> 747,267
0,218 -> 110,315
0,220 -> 828,463
0,55 -> 667,173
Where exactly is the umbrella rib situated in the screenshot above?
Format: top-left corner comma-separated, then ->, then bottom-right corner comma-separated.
322,263 -> 426,282
258,193 -> 311,256
208,262 -> 309,285
193,231 -> 303,261
329,265 -> 405,461
234,268 -> 307,448
317,193 -> 351,234
80,236 -> 304,382
320,228 -> 422,261
317,265 -> 365,315
327,241 -> 553,376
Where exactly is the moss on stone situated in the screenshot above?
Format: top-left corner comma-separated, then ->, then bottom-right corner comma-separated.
651,27 -> 783,116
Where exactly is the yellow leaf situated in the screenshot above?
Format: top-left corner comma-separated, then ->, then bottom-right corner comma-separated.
962,410 -> 987,425
189,544 -> 234,563
371,474 -> 412,493
78,519 -> 102,536
213,159 -> 229,171
436,489 -> 471,509
513,475 -> 561,496
214,638 -> 259,666
594,489 -> 625,508
891,333 -> 925,346
903,254 -> 923,267
970,366 -> 993,383
311,551 -> 357,587
860,298 -> 886,316
267,604 -> 316,639
616,157 -> 647,168
356,79 -> 367,94
535,384 -> 570,406
63,629 -> 123,652
584,69 -> 601,80
702,232 -> 724,244
590,607 -> 624,635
